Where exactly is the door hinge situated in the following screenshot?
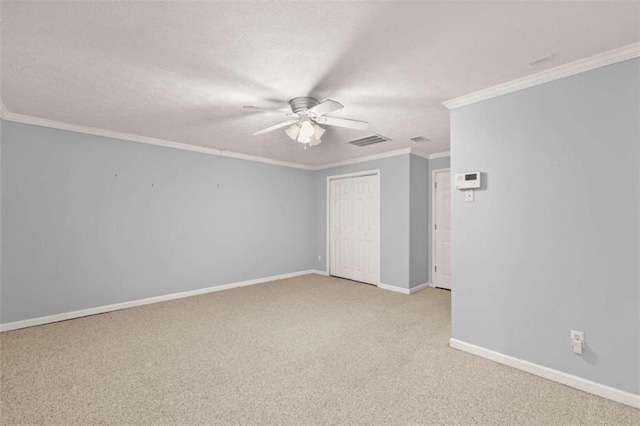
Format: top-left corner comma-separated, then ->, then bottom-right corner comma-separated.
435,265 -> 437,272
435,182 -> 438,189
434,223 -> 437,230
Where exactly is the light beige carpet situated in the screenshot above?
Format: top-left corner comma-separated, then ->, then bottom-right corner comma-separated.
1,274 -> 638,425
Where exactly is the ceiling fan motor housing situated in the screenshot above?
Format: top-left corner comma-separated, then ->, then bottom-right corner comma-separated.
289,97 -> 320,114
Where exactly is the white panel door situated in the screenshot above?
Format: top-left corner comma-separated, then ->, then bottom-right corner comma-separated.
351,175 -> 379,284
330,178 -> 353,280
329,174 -> 379,285
434,171 -> 452,290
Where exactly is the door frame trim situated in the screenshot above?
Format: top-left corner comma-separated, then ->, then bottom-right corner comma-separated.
431,168 -> 451,288
326,169 -> 381,285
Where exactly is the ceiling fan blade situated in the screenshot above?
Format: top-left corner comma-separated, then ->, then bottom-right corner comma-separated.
252,120 -> 298,136
315,116 -> 368,130
243,106 -> 293,115
307,99 -> 344,116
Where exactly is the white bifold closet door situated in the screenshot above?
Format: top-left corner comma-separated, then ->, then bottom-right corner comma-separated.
329,174 -> 379,285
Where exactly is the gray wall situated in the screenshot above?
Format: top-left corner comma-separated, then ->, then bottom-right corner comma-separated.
0,119 -> 3,312
451,59 -> 639,394
1,121 -> 316,323
408,154 -> 451,287
1,119 -> 446,323
409,155 -> 430,287
314,155 -> 411,289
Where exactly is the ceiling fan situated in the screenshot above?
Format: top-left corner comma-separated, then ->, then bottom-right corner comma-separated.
243,97 -> 368,146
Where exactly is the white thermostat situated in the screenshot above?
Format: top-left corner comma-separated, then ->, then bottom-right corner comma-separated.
455,171 -> 481,189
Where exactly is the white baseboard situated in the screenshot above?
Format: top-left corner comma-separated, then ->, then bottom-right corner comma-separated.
377,283 -> 410,294
377,282 -> 431,295
0,270 -> 316,332
409,283 -> 430,294
309,269 -> 329,276
450,338 -> 640,409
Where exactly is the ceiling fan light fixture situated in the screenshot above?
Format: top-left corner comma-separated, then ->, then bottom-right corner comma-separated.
248,98 -> 367,147
285,121 -> 325,146
313,123 -> 326,139
297,119 -> 315,143
285,123 -> 300,140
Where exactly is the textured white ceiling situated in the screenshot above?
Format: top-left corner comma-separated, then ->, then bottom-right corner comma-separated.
2,1 -> 639,166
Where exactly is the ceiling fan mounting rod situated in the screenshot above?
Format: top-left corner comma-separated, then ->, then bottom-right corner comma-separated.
289,97 -> 319,114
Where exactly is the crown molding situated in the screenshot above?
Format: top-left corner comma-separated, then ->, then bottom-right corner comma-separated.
409,150 -> 450,161
428,151 -> 451,160
0,105 -> 448,170
313,148 -> 412,170
444,42 -> 640,110
312,148 -> 450,170
2,110 -> 315,170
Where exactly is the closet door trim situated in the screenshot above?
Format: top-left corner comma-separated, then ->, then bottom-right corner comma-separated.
326,169 -> 380,286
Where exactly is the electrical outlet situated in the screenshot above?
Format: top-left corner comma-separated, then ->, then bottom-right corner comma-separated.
571,330 -> 585,355
317,255 -> 322,262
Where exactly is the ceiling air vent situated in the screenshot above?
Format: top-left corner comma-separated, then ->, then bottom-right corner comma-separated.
410,136 -> 430,143
348,134 -> 390,147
